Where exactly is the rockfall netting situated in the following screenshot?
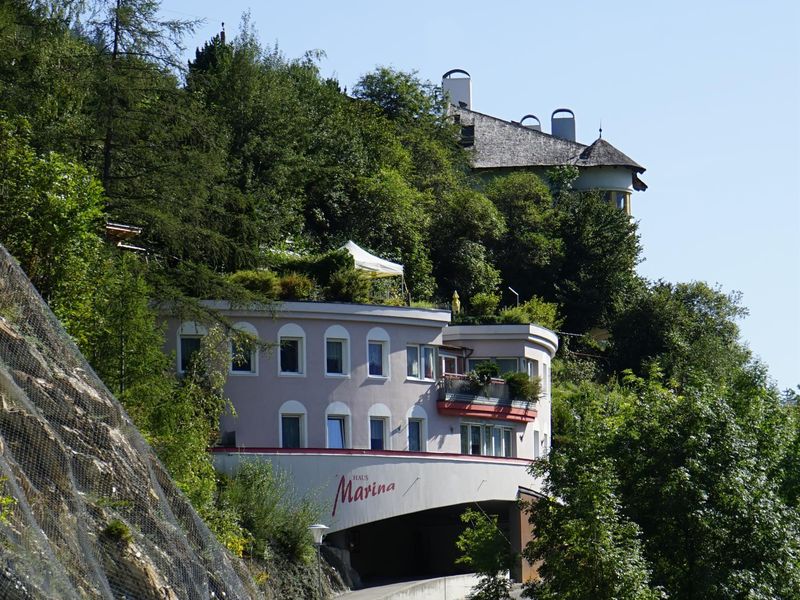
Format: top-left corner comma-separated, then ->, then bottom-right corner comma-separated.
0,244 -> 262,599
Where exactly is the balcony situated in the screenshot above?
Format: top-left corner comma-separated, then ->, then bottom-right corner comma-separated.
436,374 -> 538,423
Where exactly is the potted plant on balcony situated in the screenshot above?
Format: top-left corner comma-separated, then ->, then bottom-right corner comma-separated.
502,372 -> 542,403
466,362 -> 500,396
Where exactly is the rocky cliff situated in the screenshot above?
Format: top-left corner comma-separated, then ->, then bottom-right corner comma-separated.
0,245 -> 262,599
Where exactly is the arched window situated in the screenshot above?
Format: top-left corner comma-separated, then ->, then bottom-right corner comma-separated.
324,325 -> 350,377
366,327 -> 390,379
277,323 -> 306,376
230,321 -> 259,375
325,401 -> 352,449
279,400 -> 307,448
368,403 -> 392,450
177,321 -> 207,373
406,405 -> 427,452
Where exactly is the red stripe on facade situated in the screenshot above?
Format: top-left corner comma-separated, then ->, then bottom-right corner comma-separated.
209,446 -> 533,466
435,400 -> 537,423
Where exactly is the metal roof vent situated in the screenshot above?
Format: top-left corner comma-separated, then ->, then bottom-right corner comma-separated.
551,108 -> 576,141
442,69 -> 472,110
519,114 -> 542,131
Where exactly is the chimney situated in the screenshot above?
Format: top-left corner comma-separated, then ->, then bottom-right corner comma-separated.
551,108 -> 576,141
442,69 -> 472,110
519,114 -> 542,131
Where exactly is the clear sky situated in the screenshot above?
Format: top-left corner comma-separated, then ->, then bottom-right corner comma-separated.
161,0 -> 799,391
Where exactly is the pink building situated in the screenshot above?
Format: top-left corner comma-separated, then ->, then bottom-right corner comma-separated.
166,301 -> 558,584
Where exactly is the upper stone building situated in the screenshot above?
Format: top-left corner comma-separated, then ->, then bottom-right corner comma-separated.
442,69 -> 647,215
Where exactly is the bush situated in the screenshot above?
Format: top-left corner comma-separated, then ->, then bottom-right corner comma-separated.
278,272 -> 317,300
102,519 -> 132,545
264,249 -> 354,288
498,296 -> 561,330
502,371 -> 541,402
324,268 -> 371,303
467,362 -> 500,394
227,269 -> 280,300
222,461 -> 320,562
470,292 -> 500,316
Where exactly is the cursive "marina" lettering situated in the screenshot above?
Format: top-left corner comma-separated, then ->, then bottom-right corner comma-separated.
332,475 -> 396,516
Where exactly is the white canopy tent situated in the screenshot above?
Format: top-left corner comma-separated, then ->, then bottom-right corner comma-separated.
342,240 -> 404,278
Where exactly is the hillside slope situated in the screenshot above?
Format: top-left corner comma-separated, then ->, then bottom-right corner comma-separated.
0,243 -> 261,599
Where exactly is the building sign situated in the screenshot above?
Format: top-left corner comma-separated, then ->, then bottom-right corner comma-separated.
332,474 -> 396,517
214,450 -> 540,533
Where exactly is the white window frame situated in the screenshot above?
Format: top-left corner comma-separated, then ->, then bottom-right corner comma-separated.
324,325 -> 350,377
278,323 -> 306,377
177,321 -> 207,374
325,401 -> 352,449
460,421 -> 515,457
366,327 -> 390,379
368,403 -> 392,450
229,321 -> 259,376
406,344 -> 437,381
278,400 -> 307,448
406,405 -> 428,452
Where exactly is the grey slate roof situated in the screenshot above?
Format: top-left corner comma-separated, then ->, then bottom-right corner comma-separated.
452,106 -> 645,174
574,138 -> 644,171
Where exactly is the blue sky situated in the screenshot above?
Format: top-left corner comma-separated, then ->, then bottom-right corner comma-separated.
162,0 -> 799,391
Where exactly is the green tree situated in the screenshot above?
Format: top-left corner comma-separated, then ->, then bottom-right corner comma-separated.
616,373 -> 800,600
456,508 -> 514,600
484,172 -> 562,301
552,191 -> 641,332
524,382 -> 661,600
608,281 -> 750,387
85,0 -> 198,186
0,117 -> 104,301
430,187 -> 505,301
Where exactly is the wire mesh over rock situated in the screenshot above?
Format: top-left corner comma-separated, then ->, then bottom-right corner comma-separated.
0,244 -> 262,599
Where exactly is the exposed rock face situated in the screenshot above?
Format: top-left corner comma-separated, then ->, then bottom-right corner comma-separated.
0,245 -> 262,599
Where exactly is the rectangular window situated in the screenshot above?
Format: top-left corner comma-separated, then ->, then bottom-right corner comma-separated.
368,342 -> 385,376
281,415 -> 301,448
180,336 -> 202,372
460,422 -> 514,457
502,428 -> 513,458
280,338 -> 301,373
326,339 -> 344,374
470,424 -> 482,455
231,340 -> 254,373
406,345 -> 420,378
407,345 -> 436,380
408,419 -> 422,452
370,418 -> 385,450
467,358 -> 488,373
442,355 -> 458,374
422,346 -> 435,380
327,416 -> 346,449
467,357 -> 520,375
533,430 -> 540,459
492,428 -> 502,457
496,358 -> 519,374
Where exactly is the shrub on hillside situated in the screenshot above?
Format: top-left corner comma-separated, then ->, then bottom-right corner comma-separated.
264,249 -> 354,288
498,296 -> 561,330
221,461 -> 320,562
227,270 -> 280,299
324,268 -> 371,303
278,272 -> 316,300
470,292 -> 500,316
